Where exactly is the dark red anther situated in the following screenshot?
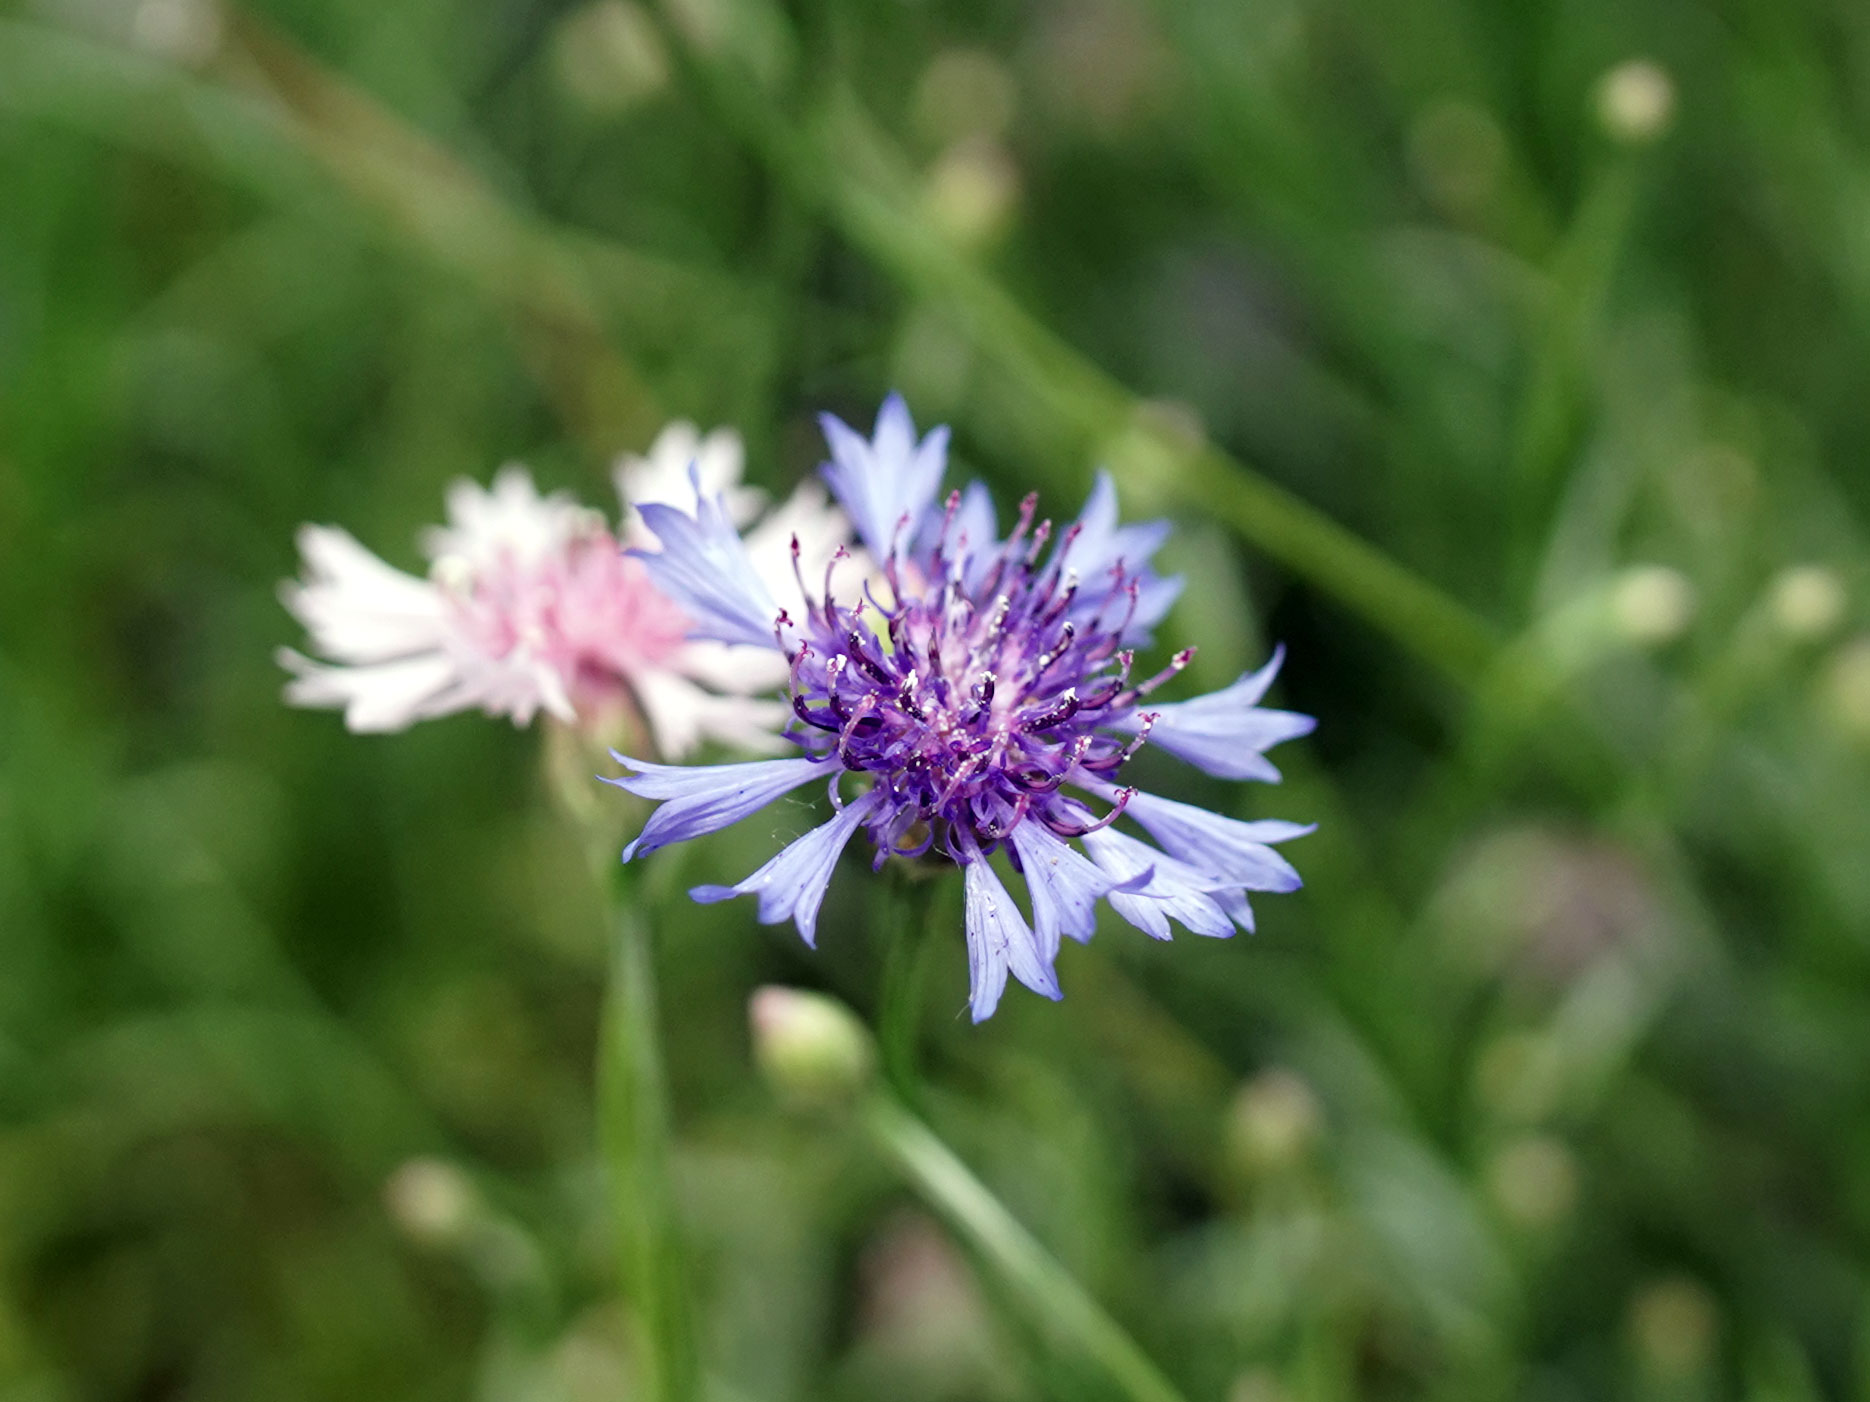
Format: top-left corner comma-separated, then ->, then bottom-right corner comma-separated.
1021,687 -> 1081,731
1033,621 -> 1077,677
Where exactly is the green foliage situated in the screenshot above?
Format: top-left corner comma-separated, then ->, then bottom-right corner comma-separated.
3,0 -> 1870,1397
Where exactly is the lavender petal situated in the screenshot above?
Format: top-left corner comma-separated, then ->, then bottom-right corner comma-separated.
606,753 -> 825,861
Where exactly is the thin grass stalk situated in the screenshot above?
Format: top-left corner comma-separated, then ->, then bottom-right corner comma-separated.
599,883 -> 701,1402
862,1094 -> 1192,1402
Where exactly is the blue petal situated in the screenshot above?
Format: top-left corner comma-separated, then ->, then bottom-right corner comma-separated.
1009,821 -> 1112,960
1063,471 -> 1183,642
606,753 -> 825,861
1120,789 -> 1314,893
962,857 -> 1060,1022
1116,646 -> 1316,781
1080,828 -> 1239,940
691,789 -> 881,947
1214,888 -> 1257,936
631,483 -> 782,650
819,393 -> 950,561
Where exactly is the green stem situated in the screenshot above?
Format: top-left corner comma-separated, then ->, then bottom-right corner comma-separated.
1509,159 -> 1640,599
599,890 -> 700,1402
874,870 -> 948,1102
862,1095 -> 1192,1402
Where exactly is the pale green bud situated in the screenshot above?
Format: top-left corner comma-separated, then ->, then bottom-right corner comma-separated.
749,987 -> 876,1109
1611,565 -> 1695,646
1628,1276 -> 1718,1379
1226,1068 -> 1323,1176
383,1157 -> 480,1247
1596,60 -> 1675,145
1485,1134 -> 1580,1230
1769,565 -> 1847,641
1822,635 -> 1870,741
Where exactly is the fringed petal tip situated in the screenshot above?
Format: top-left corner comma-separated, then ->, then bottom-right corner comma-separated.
1114,644 -> 1316,783
681,791 -> 881,949
603,754 -> 827,863
962,856 -> 1062,1021
818,395 -> 951,562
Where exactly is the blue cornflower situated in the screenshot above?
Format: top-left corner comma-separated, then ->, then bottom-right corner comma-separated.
606,396 -> 1316,1020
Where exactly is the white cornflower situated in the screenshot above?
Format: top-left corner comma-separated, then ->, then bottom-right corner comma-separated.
278,422 -> 849,756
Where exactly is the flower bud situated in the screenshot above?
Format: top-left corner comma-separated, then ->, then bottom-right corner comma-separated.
927,141 -> 1021,248
1227,1068 -> 1323,1176
749,987 -> 876,1109
1628,1276 -> 1717,1379
384,1157 -> 480,1247
1484,1134 -> 1579,1230
1822,635 -> 1870,742
1595,60 -> 1675,145
1611,565 -> 1695,646
1769,565 -> 1847,641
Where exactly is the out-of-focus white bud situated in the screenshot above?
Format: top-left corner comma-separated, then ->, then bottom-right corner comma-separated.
549,1305 -> 632,1402
1769,565 -> 1847,641
1628,1276 -> 1718,1378
1611,565 -> 1695,646
384,1157 -> 480,1247
1227,1068 -> 1323,1176
1484,1134 -> 1579,1230
749,987 -> 875,1110
1821,635 -> 1870,741
1596,60 -> 1675,145
927,141 -> 1021,248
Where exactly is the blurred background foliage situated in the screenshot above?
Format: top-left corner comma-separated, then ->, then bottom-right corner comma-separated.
4,0 -> 1870,1397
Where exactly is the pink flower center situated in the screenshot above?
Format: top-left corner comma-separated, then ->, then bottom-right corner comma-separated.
446,530 -> 694,705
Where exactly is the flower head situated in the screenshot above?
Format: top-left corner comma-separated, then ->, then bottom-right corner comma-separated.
609,396 -> 1315,1019
278,422 -> 847,757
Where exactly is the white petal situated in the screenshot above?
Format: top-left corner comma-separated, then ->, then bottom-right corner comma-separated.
277,648 -> 465,733
632,668 -> 790,759
740,479 -> 862,622
617,422 -> 764,545
421,464 -> 590,571
281,526 -> 450,664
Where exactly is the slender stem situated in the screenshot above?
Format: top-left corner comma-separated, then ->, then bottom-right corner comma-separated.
862,1095 -> 1193,1402
874,870 -> 948,1102
598,884 -> 700,1402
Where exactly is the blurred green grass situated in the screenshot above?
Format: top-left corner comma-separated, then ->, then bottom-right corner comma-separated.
4,0 -> 1870,1398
